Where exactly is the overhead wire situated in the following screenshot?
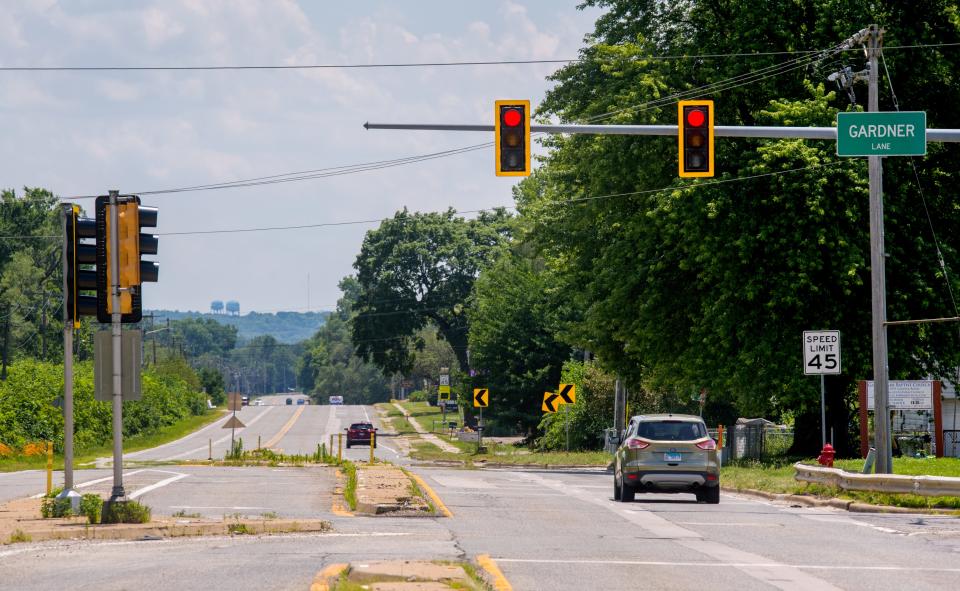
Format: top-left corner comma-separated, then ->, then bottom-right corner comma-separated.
1,41 -> 955,72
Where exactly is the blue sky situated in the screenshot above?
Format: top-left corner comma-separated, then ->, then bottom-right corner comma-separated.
1,1 -> 601,313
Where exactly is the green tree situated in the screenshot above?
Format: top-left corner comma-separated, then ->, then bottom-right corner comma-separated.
521,0 -> 960,455
351,208 -> 512,375
468,237 -> 574,435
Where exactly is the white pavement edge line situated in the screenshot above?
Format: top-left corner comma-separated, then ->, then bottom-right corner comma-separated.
122,411 -> 230,458
128,472 -> 189,500
162,406 -> 276,460
514,472 -> 843,591
493,558 -> 960,573
30,469 -> 147,498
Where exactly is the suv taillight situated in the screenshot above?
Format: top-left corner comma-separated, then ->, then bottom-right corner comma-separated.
626,438 -> 650,450
696,439 -> 717,450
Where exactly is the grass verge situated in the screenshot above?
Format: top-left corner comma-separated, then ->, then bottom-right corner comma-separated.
0,409 -> 226,472
723,457 -> 960,511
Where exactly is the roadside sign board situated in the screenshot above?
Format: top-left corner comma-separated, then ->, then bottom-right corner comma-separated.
438,385 -> 451,401
542,392 -> 561,413
558,383 -> 576,404
803,330 -> 841,375
866,380 -> 934,410
439,374 -> 450,386
473,388 -> 489,408
228,392 -> 243,411
223,415 -> 246,429
837,111 -> 926,157
94,330 -> 142,401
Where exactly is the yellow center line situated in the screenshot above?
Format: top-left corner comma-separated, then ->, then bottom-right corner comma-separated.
477,554 -> 513,591
407,470 -> 453,518
263,405 -> 305,449
309,563 -> 349,591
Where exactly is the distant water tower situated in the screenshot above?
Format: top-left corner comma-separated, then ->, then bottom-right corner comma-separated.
211,300 -> 224,314
226,300 -> 240,316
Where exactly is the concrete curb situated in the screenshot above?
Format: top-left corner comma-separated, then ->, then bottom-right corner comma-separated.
727,487 -> 959,515
5,518 -> 333,544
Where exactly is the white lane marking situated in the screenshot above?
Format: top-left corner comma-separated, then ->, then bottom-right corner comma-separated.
673,522 -> 783,527
122,413 -> 229,458
362,405 -> 370,422
128,471 -> 189,500
493,558 -> 960,573
170,506 -> 271,511
515,472 -> 842,591
161,406 -> 275,460
30,470 -> 148,498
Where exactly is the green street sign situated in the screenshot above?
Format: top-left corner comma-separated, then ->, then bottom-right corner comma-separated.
837,111 -> 926,157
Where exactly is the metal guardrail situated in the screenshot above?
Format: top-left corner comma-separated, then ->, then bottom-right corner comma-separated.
794,463 -> 960,497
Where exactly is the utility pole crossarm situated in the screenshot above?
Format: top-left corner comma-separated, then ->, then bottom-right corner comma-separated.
364,122 -> 960,142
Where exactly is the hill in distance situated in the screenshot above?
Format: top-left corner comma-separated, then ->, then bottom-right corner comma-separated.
147,309 -> 330,344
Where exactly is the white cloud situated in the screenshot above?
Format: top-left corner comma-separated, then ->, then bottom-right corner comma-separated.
142,7 -> 185,46
99,79 -> 142,102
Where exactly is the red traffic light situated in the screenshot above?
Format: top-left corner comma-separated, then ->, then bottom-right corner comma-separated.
686,108 -> 705,127
502,109 -> 522,127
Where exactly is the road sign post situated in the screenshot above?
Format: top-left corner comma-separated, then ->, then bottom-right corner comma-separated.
473,388 -> 489,452
804,330 -> 841,448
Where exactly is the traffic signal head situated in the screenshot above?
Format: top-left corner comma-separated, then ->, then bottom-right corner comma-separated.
95,195 -> 159,324
495,99 -> 530,176
678,100 -> 714,178
64,205 -> 98,328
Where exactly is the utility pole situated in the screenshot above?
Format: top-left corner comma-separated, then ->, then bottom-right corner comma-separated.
109,190 -> 125,501
1,302 -> 10,380
865,25 -> 893,474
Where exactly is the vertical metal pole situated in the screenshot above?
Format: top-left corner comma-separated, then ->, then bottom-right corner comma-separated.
866,26 -> 892,474
109,190 -> 125,499
61,205 -> 75,494
820,375 -> 827,448
337,433 -> 342,462
565,402 -> 570,452
369,430 -> 375,464
478,406 -> 483,452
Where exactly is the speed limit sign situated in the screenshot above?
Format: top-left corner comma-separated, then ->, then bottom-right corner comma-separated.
803,330 -> 841,375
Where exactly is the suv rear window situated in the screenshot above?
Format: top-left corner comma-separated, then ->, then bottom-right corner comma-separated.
350,423 -> 373,430
637,420 -> 705,441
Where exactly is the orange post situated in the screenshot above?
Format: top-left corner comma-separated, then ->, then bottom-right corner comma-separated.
46,441 -> 53,495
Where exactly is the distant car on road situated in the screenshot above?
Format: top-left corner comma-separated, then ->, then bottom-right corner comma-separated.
241,396 -> 249,406
296,398 -> 305,405
329,395 -> 344,405
285,398 -> 293,405
613,414 -> 719,504
253,398 -> 264,406
345,423 -> 376,449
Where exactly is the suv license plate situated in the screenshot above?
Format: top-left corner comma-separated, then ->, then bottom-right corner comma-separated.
664,452 -> 682,463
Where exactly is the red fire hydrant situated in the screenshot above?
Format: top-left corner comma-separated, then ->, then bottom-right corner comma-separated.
817,443 -> 835,467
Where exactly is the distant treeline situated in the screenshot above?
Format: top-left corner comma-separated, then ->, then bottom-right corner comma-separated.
147,310 -> 329,344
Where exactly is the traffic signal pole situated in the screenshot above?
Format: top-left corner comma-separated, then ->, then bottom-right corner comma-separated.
364,121 -> 960,142
109,189 -> 126,500
57,205 -> 80,510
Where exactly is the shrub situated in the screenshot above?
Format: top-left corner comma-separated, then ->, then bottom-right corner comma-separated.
407,390 -> 429,403
80,494 -> 103,525
41,497 -> 73,519
21,442 -> 47,457
0,442 -> 13,457
101,500 -> 151,524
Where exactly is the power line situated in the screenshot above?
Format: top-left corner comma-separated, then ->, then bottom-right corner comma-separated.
2,42 -> 955,73
55,41 -> 847,202
0,160 -> 851,241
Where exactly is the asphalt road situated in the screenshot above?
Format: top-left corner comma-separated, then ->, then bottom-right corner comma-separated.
4,405 -> 960,590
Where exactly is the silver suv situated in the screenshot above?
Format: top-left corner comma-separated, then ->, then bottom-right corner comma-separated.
613,414 -> 720,503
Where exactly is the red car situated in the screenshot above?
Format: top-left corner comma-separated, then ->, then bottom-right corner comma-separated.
345,423 -> 377,448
